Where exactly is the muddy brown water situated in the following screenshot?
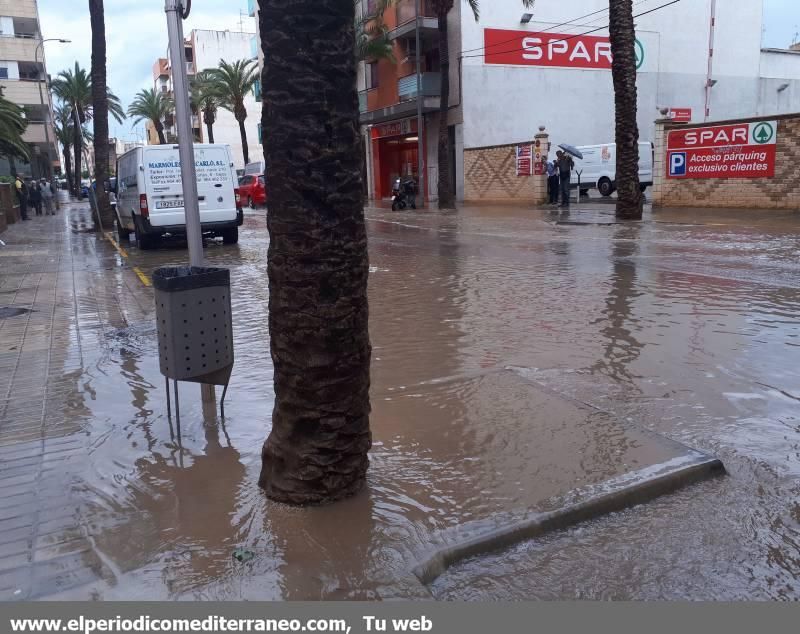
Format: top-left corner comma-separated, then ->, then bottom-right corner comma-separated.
4,203 -> 800,600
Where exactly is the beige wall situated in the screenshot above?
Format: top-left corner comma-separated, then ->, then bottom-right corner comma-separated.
0,79 -> 41,103
0,36 -> 37,62
463,135 -> 548,204
0,0 -> 38,19
652,114 -> 800,210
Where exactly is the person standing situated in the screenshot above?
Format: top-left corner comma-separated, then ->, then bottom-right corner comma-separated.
40,179 -> 54,216
28,179 -> 42,216
14,175 -> 29,221
546,157 -> 559,205
557,151 -> 574,208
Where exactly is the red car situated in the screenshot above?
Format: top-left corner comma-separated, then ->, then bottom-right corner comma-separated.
237,174 -> 266,208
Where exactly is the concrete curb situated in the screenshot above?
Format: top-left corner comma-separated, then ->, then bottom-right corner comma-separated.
412,453 -> 725,585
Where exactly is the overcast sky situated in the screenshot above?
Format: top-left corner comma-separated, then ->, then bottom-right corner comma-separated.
38,0 -> 797,141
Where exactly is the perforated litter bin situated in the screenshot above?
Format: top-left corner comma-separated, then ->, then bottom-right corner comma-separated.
153,266 -> 234,416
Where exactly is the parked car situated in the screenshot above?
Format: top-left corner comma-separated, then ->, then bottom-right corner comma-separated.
80,180 -> 90,199
237,174 -> 266,208
571,141 -> 654,196
115,143 -> 243,249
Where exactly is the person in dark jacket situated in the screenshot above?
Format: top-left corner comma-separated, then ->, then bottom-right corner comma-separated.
557,151 -> 574,208
28,178 -> 42,216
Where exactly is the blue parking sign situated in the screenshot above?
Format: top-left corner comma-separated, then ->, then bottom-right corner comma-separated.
669,151 -> 687,176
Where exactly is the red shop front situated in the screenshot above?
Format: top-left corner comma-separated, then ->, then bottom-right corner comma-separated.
370,118 -> 426,201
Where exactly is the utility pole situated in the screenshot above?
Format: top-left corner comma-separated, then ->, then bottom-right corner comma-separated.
165,0 -> 217,406
414,0 -> 424,204
165,0 -> 203,267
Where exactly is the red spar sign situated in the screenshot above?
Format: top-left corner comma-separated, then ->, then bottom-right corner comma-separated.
666,121 -> 777,179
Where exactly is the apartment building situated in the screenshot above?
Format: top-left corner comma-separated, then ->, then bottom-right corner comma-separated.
0,0 -> 59,179
147,28 -> 263,171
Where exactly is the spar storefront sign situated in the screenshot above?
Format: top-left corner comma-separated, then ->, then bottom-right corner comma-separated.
667,120 -> 777,179
483,28 -> 648,70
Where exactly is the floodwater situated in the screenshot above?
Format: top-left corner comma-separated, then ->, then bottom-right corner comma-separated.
3,201 -> 800,600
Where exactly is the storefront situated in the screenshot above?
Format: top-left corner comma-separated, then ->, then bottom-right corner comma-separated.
369,118 -> 426,201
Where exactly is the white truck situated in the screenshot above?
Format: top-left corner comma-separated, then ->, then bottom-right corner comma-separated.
570,142 -> 654,197
115,144 -> 243,250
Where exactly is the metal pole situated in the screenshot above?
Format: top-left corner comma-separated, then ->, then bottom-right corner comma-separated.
704,0 -> 716,122
414,0 -> 424,205
35,39 -> 67,182
165,0 -> 204,267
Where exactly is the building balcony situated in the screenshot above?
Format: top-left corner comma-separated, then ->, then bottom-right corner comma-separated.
390,0 -> 437,40
186,61 -> 195,74
248,0 -> 257,17
250,35 -> 259,61
358,91 -> 367,114
21,121 -> 56,145
397,72 -> 440,101
0,36 -> 38,62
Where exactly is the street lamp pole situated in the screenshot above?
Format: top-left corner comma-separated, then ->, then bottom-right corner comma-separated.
164,0 -> 204,268
35,38 -> 70,181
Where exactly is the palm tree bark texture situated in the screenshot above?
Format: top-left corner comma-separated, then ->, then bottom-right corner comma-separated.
609,0 -> 643,219
89,0 -> 113,230
258,0 -> 372,504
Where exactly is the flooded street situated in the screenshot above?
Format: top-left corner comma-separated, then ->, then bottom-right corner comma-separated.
1,201 -> 799,600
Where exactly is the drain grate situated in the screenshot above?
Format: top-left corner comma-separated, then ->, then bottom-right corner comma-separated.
0,307 -> 32,319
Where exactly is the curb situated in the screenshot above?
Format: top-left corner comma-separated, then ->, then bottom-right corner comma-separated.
412,453 -> 724,585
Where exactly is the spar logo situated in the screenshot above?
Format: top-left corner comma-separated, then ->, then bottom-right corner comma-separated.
752,122 -> 774,144
483,28 -> 648,71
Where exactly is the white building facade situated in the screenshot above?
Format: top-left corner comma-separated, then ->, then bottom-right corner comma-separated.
455,0 -> 800,200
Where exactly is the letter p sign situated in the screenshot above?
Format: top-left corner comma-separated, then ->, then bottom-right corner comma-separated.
669,151 -> 686,177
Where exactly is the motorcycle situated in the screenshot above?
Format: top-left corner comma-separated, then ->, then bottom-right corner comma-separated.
391,177 -> 417,211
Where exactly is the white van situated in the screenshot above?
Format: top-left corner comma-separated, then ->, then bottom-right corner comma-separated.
115,144 -> 243,250
571,142 -> 653,197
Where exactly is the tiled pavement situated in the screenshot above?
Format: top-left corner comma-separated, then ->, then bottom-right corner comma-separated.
0,202 -> 151,600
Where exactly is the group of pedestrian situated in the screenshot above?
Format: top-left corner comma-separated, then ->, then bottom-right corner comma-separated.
13,175 -> 57,221
545,150 -> 574,208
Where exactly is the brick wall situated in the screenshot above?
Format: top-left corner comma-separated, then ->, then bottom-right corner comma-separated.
464,136 -> 548,204
652,113 -> 800,210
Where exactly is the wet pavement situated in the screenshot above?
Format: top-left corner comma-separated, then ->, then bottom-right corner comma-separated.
0,198 -> 799,600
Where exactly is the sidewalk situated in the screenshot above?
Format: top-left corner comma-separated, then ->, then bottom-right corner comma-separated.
0,202 -> 151,599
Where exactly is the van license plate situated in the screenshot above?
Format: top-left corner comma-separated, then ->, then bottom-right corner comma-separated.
156,199 -> 184,209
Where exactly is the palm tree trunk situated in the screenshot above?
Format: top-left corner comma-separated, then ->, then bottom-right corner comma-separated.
155,121 -> 166,145
258,0 -> 371,505
238,117 -> 249,165
609,0 -> 642,220
205,117 -> 215,144
436,10 -> 454,209
89,0 -> 114,230
63,146 -> 73,195
72,109 -> 82,197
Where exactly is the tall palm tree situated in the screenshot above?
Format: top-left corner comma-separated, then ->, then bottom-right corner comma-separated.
190,71 -> 219,143
355,0 -> 395,62
51,62 -> 124,195
431,0 -> 534,209
127,88 -> 173,145
54,104 -> 74,191
89,0 -> 114,229
609,0 -> 643,219
0,89 -> 29,163
208,59 -> 259,165
257,0 -> 372,504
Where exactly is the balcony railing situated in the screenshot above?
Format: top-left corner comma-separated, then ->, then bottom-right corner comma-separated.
186,62 -> 195,74
250,35 -> 259,60
358,91 -> 367,113
396,0 -> 433,24
248,0 -> 257,17
397,72 -> 440,101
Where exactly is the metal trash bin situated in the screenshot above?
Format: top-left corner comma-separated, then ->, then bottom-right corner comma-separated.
153,266 -> 234,417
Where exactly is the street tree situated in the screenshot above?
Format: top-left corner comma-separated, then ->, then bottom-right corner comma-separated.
609,0 -> 643,219
355,0 -> 395,62
257,0 -> 372,504
127,88 -> 173,145
0,88 -> 29,165
54,104 -> 74,191
430,0 -> 534,209
51,62 -> 125,196
208,60 -> 259,165
89,0 -> 115,230
190,71 -> 220,143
